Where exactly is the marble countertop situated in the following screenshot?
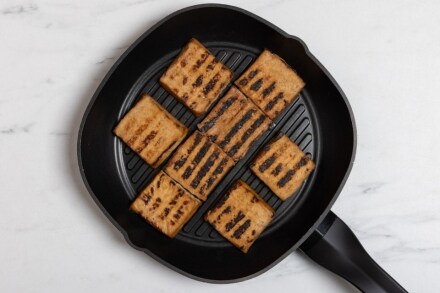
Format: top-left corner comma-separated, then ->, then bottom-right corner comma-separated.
1,0 -> 440,292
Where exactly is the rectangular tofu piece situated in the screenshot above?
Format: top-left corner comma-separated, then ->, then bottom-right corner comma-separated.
114,94 -> 188,168
165,131 -> 235,201
250,135 -> 315,200
130,171 -> 201,238
197,86 -> 272,161
205,180 -> 274,253
160,38 -> 233,116
235,50 -> 305,119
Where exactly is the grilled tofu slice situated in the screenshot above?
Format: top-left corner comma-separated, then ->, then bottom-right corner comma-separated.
130,171 -> 201,238
205,180 -> 274,253
160,38 -> 233,116
235,50 -> 305,120
114,94 -> 188,168
197,86 -> 273,161
165,131 -> 235,201
251,135 -> 315,200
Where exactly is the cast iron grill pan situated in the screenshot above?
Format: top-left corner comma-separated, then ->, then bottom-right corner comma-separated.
78,5 -> 406,292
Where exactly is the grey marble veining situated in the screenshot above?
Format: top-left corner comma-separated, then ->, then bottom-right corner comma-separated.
1,0 -> 440,292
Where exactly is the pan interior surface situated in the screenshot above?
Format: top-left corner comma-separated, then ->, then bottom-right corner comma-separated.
78,4 -> 355,282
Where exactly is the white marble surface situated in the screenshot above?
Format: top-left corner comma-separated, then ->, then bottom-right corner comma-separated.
1,0 -> 440,292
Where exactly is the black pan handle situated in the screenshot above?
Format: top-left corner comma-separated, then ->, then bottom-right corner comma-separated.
299,211 -> 407,293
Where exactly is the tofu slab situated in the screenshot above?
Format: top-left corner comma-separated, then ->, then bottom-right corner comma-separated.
114,94 -> 188,168
197,86 -> 272,161
235,50 -> 305,119
165,131 -> 235,201
131,171 -> 201,238
251,135 -> 315,200
160,38 -> 233,116
205,180 -> 274,253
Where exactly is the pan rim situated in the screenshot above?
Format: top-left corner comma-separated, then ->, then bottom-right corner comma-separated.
77,3 -> 357,283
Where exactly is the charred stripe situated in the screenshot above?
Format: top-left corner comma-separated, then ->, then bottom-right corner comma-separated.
203,73 -> 220,95
248,69 -> 259,79
227,114 -> 266,157
173,132 -> 203,170
206,58 -> 218,71
225,211 -> 245,232
262,82 -> 276,97
201,158 -> 230,194
192,75 -> 203,87
135,130 -> 157,152
190,151 -> 220,189
192,140 -> 212,166
192,52 -> 209,70
264,92 -> 284,111
219,109 -> 256,148
277,156 -> 310,187
232,219 -> 251,239
259,153 -> 277,172
199,96 -> 238,132
271,163 -> 283,176
250,78 -> 263,91
126,123 -> 149,146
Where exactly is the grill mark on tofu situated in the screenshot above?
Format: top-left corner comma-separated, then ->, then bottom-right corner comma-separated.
173,131 -> 203,170
192,140 -> 211,166
135,130 -> 157,152
227,114 -> 266,157
277,156 -> 310,187
201,157 -> 229,193
214,192 -> 230,210
232,219 -> 251,239
198,96 -> 238,132
259,153 -> 277,172
203,73 -> 220,95
166,131 -> 234,201
250,78 -> 263,91
126,123 -> 149,146
218,109 -> 256,148
140,193 -> 152,205
238,78 -> 248,86
182,141 -> 211,179
238,67 -> 259,86
248,69 -> 259,78
206,58 -> 219,71
192,52 -> 209,70
214,205 -> 232,223
264,92 -> 284,111
262,82 -> 276,97
151,197 -> 161,211
225,211 -> 245,232
272,163 -> 283,176
192,75 -> 203,87
190,150 -> 220,189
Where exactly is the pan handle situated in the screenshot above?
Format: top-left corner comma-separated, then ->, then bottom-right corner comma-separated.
299,211 -> 407,293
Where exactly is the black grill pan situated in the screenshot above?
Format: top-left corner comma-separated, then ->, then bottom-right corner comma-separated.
78,4 -> 407,292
